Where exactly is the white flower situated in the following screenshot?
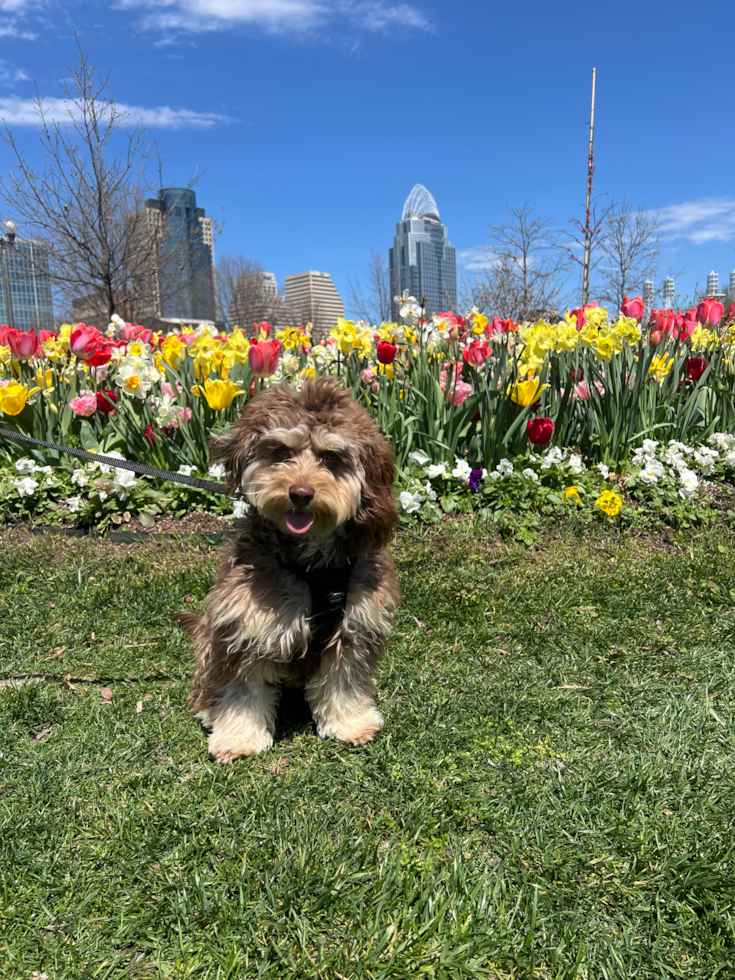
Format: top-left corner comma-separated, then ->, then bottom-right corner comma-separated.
14,457 -> 37,474
642,439 -> 659,455
639,459 -> 664,484
399,297 -> 422,325
232,499 -> 250,518
107,313 -> 125,338
679,468 -> 699,499
496,458 -> 514,477
427,463 -> 447,479
631,449 -> 650,467
12,476 -> 38,496
98,450 -> 125,475
567,454 -> 585,474
424,481 -> 437,501
399,490 -> 423,513
208,463 -> 226,479
668,440 -> 692,455
521,468 -> 539,482
724,450 -> 735,466
155,392 -> 180,428
709,432 -> 734,450
98,489 -> 108,502
694,448 -> 718,473
114,469 -> 136,489
451,458 -> 472,482
408,450 -> 430,467
540,446 -> 563,470
71,468 -> 89,487
597,463 -> 610,479
115,358 -> 160,399
65,496 -> 82,513
177,465 -> 196,476
663,449 -> 685,469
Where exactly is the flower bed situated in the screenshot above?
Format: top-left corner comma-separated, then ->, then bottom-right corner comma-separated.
2,295 -> 735,532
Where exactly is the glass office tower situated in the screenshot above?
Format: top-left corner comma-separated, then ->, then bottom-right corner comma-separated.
144,188 -> 216,321
0,222 -> 54,331
389,184 -> 456,320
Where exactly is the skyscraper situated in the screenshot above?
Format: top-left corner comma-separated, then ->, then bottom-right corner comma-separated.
284,271 -> 344,339
643,279 -> 654,325
662,276 -> 675,307
0,219 -> 54,331
228,271 -> 292,329
389,184 -> 456,320
142,188 -> 216,324
706,270 -> 722,298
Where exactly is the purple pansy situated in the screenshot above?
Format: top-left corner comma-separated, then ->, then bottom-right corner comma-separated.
469,468 -> 485,490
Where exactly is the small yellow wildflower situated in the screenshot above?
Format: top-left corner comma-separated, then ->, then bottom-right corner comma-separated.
595,489 -> 622,517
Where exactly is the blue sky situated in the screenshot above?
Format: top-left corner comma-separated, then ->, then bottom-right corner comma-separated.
1,0 -> 734,317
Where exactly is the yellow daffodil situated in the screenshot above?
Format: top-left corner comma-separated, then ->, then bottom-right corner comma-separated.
403,327 -> 418,345
161,335 -> 185,368
594,335 -> 615,362
330,318 -> 360,354
565,486 -> 581,505
583,306 -> 608,330
595,489 -> 622,517
648,353 -> 674,383
0,381 -> 40,415
153,352 -> 167,376
509,376 -> 549,407
58,323 -> 72,347
191,378 -> 245,411
689,325 -> 717,352
377,322 -> 398,342
41,338 -> 67,362
472,313 -> 489,334
0,345 -> 11,370
222,327 -> 251,367
36,368 -> 54,389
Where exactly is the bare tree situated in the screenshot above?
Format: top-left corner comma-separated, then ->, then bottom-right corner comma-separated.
0,45 -> 199,326
595,199 -> 661,310
346,249 -> 391,323
558,194 -> 613,305
469,202 -> 567,320
217,254 -> 291,329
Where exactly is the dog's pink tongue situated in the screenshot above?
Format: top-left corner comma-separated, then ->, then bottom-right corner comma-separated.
285,511 -> 316,534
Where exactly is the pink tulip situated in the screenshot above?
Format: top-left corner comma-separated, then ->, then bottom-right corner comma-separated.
570,308 -> 585,331
6,328 -> 38,360
69,324 -> 104,360
248,339 -> 281,378
69,394 -> 97,417
697,297 -> 725,328
574,380 -> 604,400
621,295 -> 645,322
651,309 -> 677,336
439,369 -> 473,405
676,309 -> 698,342
362,368 -> 375,384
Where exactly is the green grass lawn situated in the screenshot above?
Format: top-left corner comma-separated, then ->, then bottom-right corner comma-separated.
1,524 -> 734,979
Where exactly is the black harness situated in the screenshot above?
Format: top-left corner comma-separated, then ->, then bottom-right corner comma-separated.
277,557 -> 355,656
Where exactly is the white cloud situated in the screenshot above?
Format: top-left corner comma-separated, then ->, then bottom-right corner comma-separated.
656,197 -> 735,245
116,0 -> 432,34
458,247 -> 498,274
0,23 -> 37,38
0,60 -> 29,84
0,95 -> 233,128
0,0 -> 36,10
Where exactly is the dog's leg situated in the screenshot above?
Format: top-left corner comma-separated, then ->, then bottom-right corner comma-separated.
305,648 -> 383,745
197,662 -> 283,762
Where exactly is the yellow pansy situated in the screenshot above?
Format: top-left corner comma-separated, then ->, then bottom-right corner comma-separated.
191,378 -> 245,411
161,335 -> 185,368
565,486 -> 581,505
595,489 -> 622,517
648,354 -> 674,383
0,381 -> 40,415
509,376 -> 549,407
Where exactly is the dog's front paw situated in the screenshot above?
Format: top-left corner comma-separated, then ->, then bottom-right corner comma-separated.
207,729 -> 273,763
319,706 -> 384,746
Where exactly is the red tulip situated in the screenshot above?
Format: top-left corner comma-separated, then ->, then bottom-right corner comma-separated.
252,321 -> 271,338
570,308 -> 585,330
728,302 -> 735,320
121,324 -> 153,345
69,324 -> 103,360
376,341 -> 397,365
461,339 -> 491,368
676,309 -> 698,342
686,357 -> 707,382
527,416 -> 555,446
85,342 -> 112,367
621,295 -> 645,322
6,327 -> 38,360
651,309 -> 677,336
0,324 -> 10,347
649,330 -> 662,348
96,389 -> 118,413
696,297 -> 724,328
248,339 -> 281,378
39,330 -> 57,343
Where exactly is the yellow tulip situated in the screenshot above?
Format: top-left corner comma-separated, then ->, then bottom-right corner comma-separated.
36,368 -> 54,389
509,376 -> 549,407
191,378 -> 244,411
0,381 -> 40,415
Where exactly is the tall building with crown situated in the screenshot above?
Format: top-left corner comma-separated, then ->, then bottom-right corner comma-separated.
389,184 -> 456,320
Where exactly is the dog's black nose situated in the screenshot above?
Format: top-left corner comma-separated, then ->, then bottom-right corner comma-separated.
289,484 -> 315,507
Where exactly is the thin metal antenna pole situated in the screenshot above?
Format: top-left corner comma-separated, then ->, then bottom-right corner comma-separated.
582,68 -> 596,306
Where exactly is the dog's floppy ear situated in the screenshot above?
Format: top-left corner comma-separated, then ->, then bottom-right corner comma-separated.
210,384 -> 300,492
347,420 -> 398,554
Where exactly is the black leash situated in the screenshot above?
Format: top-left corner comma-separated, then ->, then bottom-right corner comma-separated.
277,555 -> 355,653
0,427 -> 229,495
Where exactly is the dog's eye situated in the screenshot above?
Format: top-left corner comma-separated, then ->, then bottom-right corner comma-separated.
322,450 -> 341,462
271,444 -> 292,460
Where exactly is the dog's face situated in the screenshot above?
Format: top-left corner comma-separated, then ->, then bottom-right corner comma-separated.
212,380 -> 397,552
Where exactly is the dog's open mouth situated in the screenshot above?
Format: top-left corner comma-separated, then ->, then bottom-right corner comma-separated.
285,511 -> 316,534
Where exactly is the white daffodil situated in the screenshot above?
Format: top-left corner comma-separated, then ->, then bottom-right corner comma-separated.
155,392 -> 180,428
115,358 -> 160,399
427,463 -> 447,479
12,476 -> 38,496
208,463 -> 227,479
409,450 -> 430,467
522,468 -> 539,482
399,296 -> 422,325
65,496 -> 82,513
399,490 -> 423,513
